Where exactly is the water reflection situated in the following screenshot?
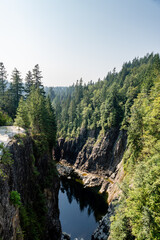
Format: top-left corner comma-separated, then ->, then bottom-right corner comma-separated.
61,177 -> 108,222
59,177 -> 108,240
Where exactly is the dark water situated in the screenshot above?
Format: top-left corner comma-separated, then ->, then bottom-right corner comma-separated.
59,177 -> 108,240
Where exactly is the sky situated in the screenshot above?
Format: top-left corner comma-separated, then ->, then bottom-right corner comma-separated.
0,0 -> 160,87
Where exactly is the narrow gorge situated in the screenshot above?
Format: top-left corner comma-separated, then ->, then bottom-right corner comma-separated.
0,53 -> 159,240
54,127 -> 127,202
0,126 -> 127,240
54,127 -> 127,239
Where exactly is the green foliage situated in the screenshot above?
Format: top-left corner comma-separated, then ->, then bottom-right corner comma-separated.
0,109 -> 12,126
30,153 -> 40,177
1,54 -> 160,239
20,205 -> 43,240
0,62 -> 48,122
0,62 -> 7,110
19,187 -> 47,240
45,95 -> 57,149
0,145 -> 13,165
32,64 -> 44,93
10,191 -> 21,207
14,87 -> 57,152
14,97 -> 29,128
110,155 -> 160,240
54,53 -> 160,139
0,143 -> 13,178
125,157 -> 160,239
10,68 -> 24,117
110,66 -> 160,239
44,160 -> 58,187
25,70 -> 34,97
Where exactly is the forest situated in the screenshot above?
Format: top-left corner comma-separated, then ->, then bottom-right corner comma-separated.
0,63 -> 56,152
47,53 -> 160,240
0,53 -> 160,239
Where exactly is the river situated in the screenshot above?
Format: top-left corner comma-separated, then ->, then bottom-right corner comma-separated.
59,177 -> 108,240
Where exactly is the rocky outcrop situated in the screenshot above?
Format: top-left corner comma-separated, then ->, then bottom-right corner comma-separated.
54,128 -> 127,177
55,128 -> 127,200
54,128 -> 100,165
55,128 -> 127,240
77,129 -> 126,175
92,201 -> 116,240
61,232 -> 71,240
0,127 -> 61,240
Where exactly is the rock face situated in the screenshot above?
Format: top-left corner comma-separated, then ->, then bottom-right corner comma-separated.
92,201 -> 116,240
55,128 -> 127,203
0,129 -> 61,240
54,128 -> 127,240
54,128 -> 127,178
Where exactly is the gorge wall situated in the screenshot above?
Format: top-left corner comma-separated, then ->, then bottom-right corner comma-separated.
54,127 -> 127,202
54,127 -> 128,240
0,128 -> 61,240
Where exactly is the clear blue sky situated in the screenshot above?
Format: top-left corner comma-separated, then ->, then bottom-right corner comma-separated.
0,0 -> 160,86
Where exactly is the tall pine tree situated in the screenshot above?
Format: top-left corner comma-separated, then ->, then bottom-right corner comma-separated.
11,68 -> 23,113
45,96 -> 57,149
0,62 -> 7,110
25,71 -> 33,97
32,64 -> 44,93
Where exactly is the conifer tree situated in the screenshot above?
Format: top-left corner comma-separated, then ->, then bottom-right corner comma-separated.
25,71 -> 33,97
27,87 -> 46,134
32,64 -> 44,93
11,68 -> 23,111
14,97 -> 29,128
14,87 -> 57,151
45,96 -> 57,149
0,62 -> 7,109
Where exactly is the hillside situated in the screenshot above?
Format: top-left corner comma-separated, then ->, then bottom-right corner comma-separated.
53,53 -> 160,240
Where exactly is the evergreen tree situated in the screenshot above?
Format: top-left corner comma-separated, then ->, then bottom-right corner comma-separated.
48,87 -> 55,102
32,64 -> 44,93
25,71 -> 33,97
27,87 -> 46,134
45,96 -> 57,149
14,97 -> 29,128
11,68 -> 23,113
0,62 -> 7,109
14,87 -> 57,151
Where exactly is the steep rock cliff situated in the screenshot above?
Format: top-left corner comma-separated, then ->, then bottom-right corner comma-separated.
54,127 -> 127,203
54,128 -> 127,178
54,127 -> 127,240
0,127 -> 61,240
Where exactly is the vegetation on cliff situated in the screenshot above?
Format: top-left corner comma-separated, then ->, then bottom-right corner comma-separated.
0,63 -> 56,150
47,53 -> 160,240
0,53 -> 160,239
47,53 -> 159,139
110,75 -> 160,240
0,64 -> 58,239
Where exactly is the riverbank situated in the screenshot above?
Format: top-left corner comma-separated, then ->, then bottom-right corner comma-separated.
57,158 -> 124,204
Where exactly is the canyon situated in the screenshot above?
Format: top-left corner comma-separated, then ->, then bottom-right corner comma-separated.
0,126 -> 128,239
54,127 -> 128,239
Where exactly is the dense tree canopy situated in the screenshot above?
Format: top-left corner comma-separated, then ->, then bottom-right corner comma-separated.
46,53 -> 160,140
0,54 -> 159,239
0,63 -> 56,152
46,53 -> 160,239
14,87 -> 56,152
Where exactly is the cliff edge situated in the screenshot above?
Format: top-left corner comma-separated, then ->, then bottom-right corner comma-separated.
0,126 -> 61,240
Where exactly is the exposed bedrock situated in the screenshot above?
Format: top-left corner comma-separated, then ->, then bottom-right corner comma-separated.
0,127 -> 61,240
54,128 -> 127,240
54,128 -> 127,177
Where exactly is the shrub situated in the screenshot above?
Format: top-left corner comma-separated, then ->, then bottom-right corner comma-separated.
10,191 -> 21,207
